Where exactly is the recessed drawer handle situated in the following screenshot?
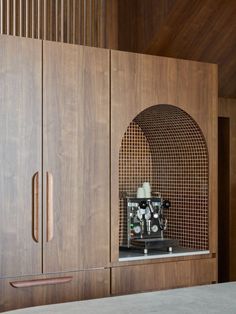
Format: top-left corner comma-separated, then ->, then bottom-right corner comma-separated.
10,276 -> 73,288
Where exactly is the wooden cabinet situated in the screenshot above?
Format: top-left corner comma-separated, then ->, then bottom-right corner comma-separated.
110,49 -> 218,296
0,269 -> 110,312
0,35 -> 110,311
0,35 -> 218,312
0,36 -> 42,278
43,41 -> 110,272
111,258 -> 216,295
110,50 -> 218,263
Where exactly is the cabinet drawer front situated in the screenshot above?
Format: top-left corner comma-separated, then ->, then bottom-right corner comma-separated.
0,269 -> 110,313
112,258 -> 216,295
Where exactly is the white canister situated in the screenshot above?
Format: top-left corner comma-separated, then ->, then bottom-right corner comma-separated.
143,182 -> 151,198
137,187 -> 145,198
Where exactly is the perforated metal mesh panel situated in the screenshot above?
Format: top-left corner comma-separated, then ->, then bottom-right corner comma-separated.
119,104 -> 209,250
119,123 -> 153,245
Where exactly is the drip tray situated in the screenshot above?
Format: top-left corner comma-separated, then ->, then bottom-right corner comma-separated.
131,238 -> 179,251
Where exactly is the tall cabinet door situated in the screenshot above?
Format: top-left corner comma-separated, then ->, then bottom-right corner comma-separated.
0,36 -> 42,277
43,42 -> 109,272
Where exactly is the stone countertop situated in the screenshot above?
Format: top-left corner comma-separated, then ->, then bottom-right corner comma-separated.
7,282 -> 236,314
119,246 -> 210,261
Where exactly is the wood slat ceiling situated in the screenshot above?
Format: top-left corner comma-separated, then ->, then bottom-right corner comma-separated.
118,0 -> 236,98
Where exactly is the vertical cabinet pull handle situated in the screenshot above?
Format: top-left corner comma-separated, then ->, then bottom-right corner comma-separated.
46,172 -> 54,242
32,172 -> 39,242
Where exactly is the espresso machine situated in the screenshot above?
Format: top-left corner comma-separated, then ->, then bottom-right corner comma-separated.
126,195 -> 179,254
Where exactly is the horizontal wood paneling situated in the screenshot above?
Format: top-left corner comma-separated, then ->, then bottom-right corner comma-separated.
0,269 -> 110,312
111,258 -> 216,295
0,0 -> 118,48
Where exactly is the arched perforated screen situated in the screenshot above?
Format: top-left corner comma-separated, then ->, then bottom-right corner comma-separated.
119,104 -> 209,250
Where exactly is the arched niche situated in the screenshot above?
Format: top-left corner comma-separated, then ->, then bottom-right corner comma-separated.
119,104 -> 209,250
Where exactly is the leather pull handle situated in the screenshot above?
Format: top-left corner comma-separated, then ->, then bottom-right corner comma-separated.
10,276 -> 73,288
46,172 -> 53,242
32,172 -> 39,243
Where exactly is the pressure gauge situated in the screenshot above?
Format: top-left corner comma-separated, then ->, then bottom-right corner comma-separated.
151,225 -> 158,233
133,225 -> 141,234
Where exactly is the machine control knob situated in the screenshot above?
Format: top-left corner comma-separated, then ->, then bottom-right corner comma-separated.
151,225 -> 158,232
163,200 -> 171,209
139,200 -> 147,209
133,225 -> 141,234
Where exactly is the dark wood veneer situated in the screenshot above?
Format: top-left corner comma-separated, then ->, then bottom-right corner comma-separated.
0,34 -> 218,312
43,41 -> 110,273
0,269 -> 110,312
112,258 -> 216,295
118,0 -> 236,98
0,35 -> 42,278
110,50 -> 218,265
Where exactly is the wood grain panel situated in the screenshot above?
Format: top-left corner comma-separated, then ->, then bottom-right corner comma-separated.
0,269 -> 110,312
118,0 -> 236,98
218,97 -> 236,281
110,50 -> 218,263
111,258 -> 216,295
0,35 -> 42,278
118,0 -> 175,53
0,0 -> 118,48
43,41 -> 110,273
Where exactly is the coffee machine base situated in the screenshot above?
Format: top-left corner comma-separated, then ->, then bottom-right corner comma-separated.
130,238 -> 179,254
